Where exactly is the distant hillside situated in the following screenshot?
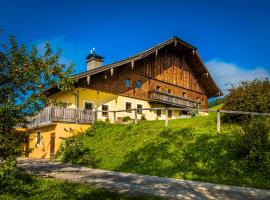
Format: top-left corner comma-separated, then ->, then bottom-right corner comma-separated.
56,114 -> 270,189
209,98 -> 224,108
210,104 -> 224,110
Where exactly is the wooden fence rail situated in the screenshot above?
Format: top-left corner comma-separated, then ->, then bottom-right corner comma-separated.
23,106 -> 270,132
95,107 -> 270,132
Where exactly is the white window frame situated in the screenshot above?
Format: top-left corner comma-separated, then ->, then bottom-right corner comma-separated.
101,104 -> 109,117
83,100 -> 95,110
137,104 -> 143,114
125,101 -> 132,113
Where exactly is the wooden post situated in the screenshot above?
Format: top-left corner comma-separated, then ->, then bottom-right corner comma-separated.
134,109 -> 138,124
113,111 -> 116,124
94,108 -> 98,122
217,110 -> 221,132
165,108 -> 168,127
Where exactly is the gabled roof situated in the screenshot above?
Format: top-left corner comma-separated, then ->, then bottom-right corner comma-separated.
73,36 -> 222,97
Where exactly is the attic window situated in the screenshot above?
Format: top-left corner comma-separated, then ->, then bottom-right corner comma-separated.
136,80 -> 142,89
125,79 -> 131,88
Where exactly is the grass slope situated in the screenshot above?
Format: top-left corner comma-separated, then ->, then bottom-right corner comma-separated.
57,113 -> 270,189
0,170 -> 161,200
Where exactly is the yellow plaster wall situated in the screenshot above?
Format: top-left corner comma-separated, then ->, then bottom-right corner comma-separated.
28,123 -> 90,159
49,88 -> 182,121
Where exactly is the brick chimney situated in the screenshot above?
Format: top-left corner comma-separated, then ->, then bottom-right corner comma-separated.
86,50 -> 104,71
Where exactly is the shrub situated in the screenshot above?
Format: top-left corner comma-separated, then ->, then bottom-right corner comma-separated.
105,118 -> 110,123
122,116 -> 131,122
141,114 -> 146,120
236,117 -> 270,168
55,138 -> 96,166
223,79 -> 270,121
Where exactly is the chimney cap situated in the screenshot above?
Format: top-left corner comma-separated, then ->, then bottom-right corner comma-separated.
86,53 -> 104,60
86,48 -> 104,60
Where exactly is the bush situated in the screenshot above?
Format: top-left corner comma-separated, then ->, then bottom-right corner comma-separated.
223,79 -> 270,121
123,116 -> 131,122
141,114 -> 146,120
236,117 -> 270,168
104,118 -> 110,123
55,137 -> 96,166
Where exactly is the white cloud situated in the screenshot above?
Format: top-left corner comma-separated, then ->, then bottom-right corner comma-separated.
205,59 -> 269,95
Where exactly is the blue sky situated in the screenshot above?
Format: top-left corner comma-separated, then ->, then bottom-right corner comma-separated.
1,0 -> 269,94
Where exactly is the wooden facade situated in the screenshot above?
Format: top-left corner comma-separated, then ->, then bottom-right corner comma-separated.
49,37 -> 222,109
76,46 -> 210,108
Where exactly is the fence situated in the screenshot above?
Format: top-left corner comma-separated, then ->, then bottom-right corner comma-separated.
24,106 -> 270,131
26,106 -> 95,128
94,107 -> 270,132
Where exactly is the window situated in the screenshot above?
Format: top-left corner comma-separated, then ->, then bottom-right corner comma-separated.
196,97 -> 200,102
102,105 -> 109,117
126,102 -> 132,112
156,109 -> 161,117
182,92 -> 186,97
137,104 -> 143,114
84,102 -> 93,110
168,89 -> 172,94
156,86 -> 161,91
136,80 -> 142,89
125,79 -> 131,88
36,131 -> 41,145
168,110 -> 173,118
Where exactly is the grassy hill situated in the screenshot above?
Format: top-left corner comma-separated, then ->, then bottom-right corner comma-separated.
56,111 -> 270,189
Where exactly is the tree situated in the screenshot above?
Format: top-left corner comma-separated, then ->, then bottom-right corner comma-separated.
0,35 -> 73,175
224,79 -> 270,114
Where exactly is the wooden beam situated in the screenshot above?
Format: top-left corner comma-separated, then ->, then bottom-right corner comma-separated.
86,75 -> 90,85
202,73 -> 209,77
155,50 -> 158,58
113,111 -> 116,124
131,60 -> 134,70
110,68 -> 114,76
134,109 -> 138,124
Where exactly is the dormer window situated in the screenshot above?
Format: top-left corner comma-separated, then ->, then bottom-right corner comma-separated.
196,97 -> 200,102
168,89 -> 172,94
125,79 -> 131,88
156,86 -> 161,91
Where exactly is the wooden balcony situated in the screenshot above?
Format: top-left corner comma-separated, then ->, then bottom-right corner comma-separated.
148,90 -> 199,108
26,106 -> 95,128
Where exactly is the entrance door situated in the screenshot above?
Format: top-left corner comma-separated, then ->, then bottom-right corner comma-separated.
50,133 -> 56,158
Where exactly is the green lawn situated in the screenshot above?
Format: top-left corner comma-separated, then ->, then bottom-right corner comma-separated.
56,113 -> 270,189
0,170 -> 162,200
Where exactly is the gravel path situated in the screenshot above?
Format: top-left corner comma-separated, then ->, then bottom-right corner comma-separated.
18,158 -> 270,200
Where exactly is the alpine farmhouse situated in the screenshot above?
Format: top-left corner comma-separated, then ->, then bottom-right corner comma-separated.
26,36 -> 222,158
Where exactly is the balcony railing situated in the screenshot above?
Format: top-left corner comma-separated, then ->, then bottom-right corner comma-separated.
148,90 -> 199,108
26,106 -> 95,128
